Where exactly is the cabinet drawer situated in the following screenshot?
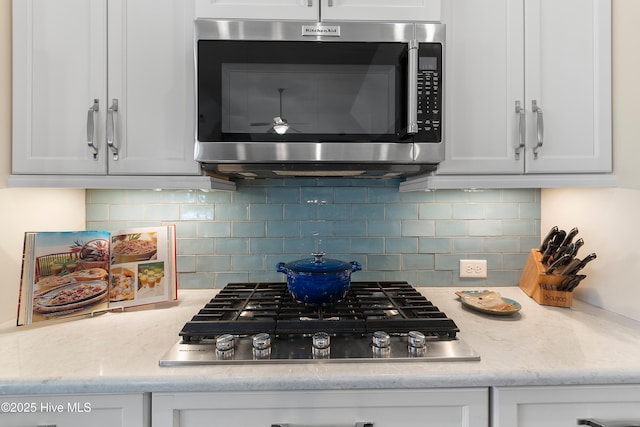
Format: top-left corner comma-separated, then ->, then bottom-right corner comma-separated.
153,388 -> 488,427
0,393 -> 148,427
492,385 -> 640,427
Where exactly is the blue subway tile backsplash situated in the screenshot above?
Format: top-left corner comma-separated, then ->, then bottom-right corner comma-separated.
86,179 -> 540,288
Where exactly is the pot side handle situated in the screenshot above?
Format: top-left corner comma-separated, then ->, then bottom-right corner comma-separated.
350,261 -> 362,272
276,262 -> 287,274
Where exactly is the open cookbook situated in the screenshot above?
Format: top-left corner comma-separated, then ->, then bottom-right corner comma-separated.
17,225 -> 177,326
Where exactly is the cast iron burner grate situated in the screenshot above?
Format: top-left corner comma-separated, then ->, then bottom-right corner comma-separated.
179,281 -> 459,341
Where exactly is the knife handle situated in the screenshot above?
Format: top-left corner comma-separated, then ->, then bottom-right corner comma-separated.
559,275 -> 574,291
576,253 -> 597,272
551,245 -> 572,264
546,254 -> 572,274
564,253 -> 597,276
541,245 -> 555,264
569,238 -> 585,257
540,225 -> 559,252
561,227 -> 579,247
542,230 -> 566,264
559,258 -> 581,275
567,275 -> 587,291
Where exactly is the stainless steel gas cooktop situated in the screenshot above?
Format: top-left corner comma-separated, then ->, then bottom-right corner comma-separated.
160,281 -> 480,365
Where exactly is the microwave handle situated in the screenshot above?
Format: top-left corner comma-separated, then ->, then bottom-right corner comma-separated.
407,40 -> 419,135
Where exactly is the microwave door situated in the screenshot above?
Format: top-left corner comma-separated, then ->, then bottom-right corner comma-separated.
198,40 -> 411,145
223,63 -> 403,141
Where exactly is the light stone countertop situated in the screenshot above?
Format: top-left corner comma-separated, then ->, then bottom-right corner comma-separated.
1,286 -> 640,395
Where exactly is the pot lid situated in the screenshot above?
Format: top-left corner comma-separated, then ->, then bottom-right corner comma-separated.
283,252 -> 353,273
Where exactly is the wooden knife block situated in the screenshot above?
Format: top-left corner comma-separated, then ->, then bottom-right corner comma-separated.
519,249 -> 573,308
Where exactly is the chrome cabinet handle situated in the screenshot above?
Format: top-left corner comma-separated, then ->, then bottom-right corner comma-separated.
515,100 -> 525,160
532,100 -> 543,159
406,40 -> 419,135
307,0 -> 313,6
107,98 -> 119,161
271,423 -> 373,427
87,99 -> 99,160
327,0 -> 334,6
578,418 -> 640,426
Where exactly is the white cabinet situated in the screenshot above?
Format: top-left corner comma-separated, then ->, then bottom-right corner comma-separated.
152,388 -> 489,427
12,0 -> 201,177
12,0 -> 108,175
0,393 -> 149,427
492,385 -> 640,427
195,0 -> 441,22
438,0 -> 611,177
105,0 -> 200,176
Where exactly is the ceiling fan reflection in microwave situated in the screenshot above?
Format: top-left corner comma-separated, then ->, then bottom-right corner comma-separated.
250,88 -> 303,135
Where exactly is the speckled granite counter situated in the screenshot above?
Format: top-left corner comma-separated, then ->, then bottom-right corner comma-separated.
1,287 -> 639,395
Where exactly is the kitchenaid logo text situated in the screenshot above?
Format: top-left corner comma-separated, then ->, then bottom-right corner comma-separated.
302,25 -> 341,36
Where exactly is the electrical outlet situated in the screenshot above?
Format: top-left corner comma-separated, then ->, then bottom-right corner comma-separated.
459,259 -> 487,278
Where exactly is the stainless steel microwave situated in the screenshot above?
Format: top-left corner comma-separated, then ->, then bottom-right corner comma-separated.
194,20 -> 444,179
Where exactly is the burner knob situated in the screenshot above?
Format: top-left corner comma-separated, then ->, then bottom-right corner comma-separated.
372,331 -> 390,348
408,331 -> 427,357
372,346 -> 391,358
312,332 -> 330,349
313,347 -> 330,359
217,348 -> 235,360
253,333 -> 271,350
253,348 -> 271,360
216,334 -> 235,351
408,331 -> 426,348
408,345 -> 426,357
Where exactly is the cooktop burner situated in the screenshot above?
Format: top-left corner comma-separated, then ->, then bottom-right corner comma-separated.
160,281 -> 480,365
179,281 -> 460,340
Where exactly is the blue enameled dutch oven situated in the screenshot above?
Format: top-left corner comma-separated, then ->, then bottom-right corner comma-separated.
276,252 -> 362,306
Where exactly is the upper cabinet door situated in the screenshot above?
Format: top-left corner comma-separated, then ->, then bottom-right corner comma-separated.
524,0 -> 612,173
195,0 -> 319,20
107,0 -> 201,175
195,0 -> 440,22
12,0 -> 108,175
320,0 -> 441,22
438,0 -> 611,177
437,0 -> 525,175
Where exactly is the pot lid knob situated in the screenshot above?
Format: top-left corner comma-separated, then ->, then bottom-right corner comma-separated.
311,252 -> 325,263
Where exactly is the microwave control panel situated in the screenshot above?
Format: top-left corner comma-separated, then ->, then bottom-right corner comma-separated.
416,43 -> 442,142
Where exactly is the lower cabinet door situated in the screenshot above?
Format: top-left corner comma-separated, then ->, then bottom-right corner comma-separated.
492,385 -> 640,427
0,393 -> 148,427
152,388 -> 489,427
